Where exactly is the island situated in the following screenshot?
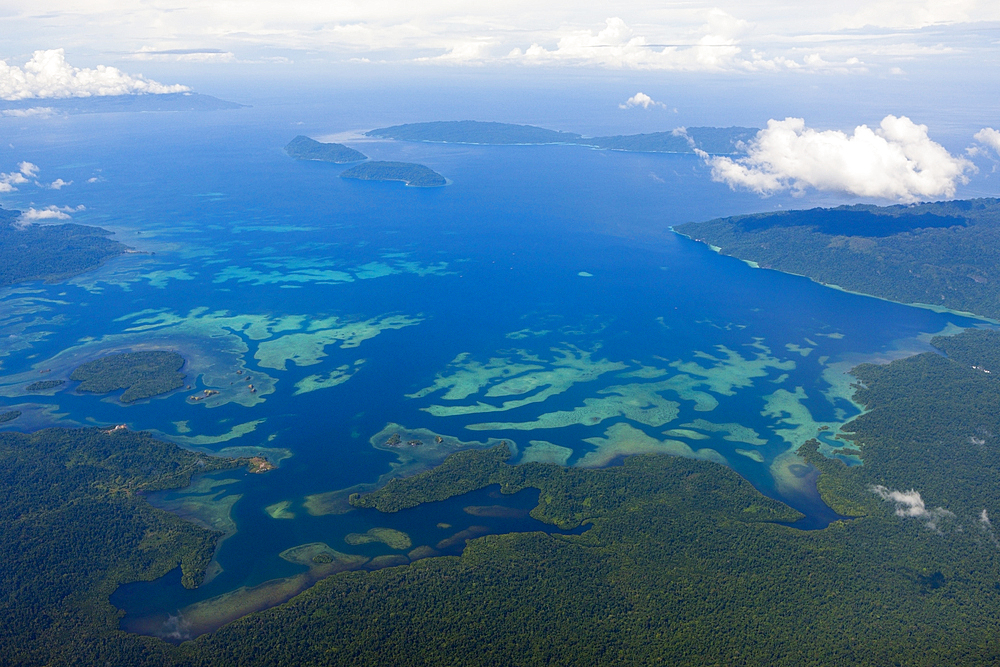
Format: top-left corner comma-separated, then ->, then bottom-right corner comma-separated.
339,161 -> 447,187
0,92 -> 244,116
367,120 -> 582,145
0,208 -> 131,287
25,379 -> 65,391
0,410 -> 20,423
9,330 -> 1000,664
0,427 -> 246,666
366,120 -> 758,155
284,135 -> 367,163
185,327 -> 1000,666
71,351 -> 186,403
675,198 -> 1000,319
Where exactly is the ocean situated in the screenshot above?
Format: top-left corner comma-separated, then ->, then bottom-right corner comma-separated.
0,95 -> 989,638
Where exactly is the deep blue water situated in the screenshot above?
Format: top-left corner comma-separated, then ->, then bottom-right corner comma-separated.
0,99 -> 989,637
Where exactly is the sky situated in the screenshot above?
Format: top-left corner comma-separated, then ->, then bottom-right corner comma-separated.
1,1 -> 999,75
2,1 -> 1000,201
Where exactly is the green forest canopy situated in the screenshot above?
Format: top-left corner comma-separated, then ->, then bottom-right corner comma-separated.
9,330 -> 1000,664
339,161 -> 447,187
71,350 -> 186,403
0,428 -> 243,667
284,136 -> 367,163
675,198 -> 1000,319
366,120 -> 758,155
0,208 -> 130,287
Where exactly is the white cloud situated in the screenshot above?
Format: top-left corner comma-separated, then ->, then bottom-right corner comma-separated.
704,115 -> 974,202
3,2 -> 1000,74
1,106 -> 54,117
0,49 -> 189,101
47,178 -> 71,189
125,48 -> 237,63
620,92 -> 665,109
871,484 -> 954,530
0,167 -> 30,193
504,16 -> 873,72
18,204 -> 84,222
974,127 -> 1000,156
18,161 -> 38,178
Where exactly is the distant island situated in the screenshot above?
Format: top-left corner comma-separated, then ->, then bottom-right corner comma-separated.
284,136 -> 367,163
675,198 -> 1000,320
71,351 -> 186,403
0,93 -> 244,115
0,208 -> 131,287
366,120 -> 758,155
340,161 -> 447,187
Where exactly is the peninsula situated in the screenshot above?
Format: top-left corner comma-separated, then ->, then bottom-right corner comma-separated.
675,198 -> 1000,319
284,136 -> 367,163
0,207 -> 130,286
366,120 -> 758,155
339,161 -> 446,187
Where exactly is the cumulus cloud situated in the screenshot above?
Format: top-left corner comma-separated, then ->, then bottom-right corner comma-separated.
0,49 -> 189,101
19,162 -> 38,178
871,485 -> 954,531
0,162 -> 36,192
126,48 -> 237,63
704,115 -> 974,201
974,128 -> 1000,156
619,92 -> 665,109
1,106 -> 54,117
18,204 -> 84,222
47,178 -> 71,190
505,15 -> 867,72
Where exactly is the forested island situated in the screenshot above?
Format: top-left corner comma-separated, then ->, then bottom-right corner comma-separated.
71,350 -> 186,403
339,161 -> 446,187
0,93 -> 244,115
0,208 -> 130,286
284,136 -> 367,163
675,198 -> 1000,319
8,331 -> 1000,664
0,428 -> 244,666
366,120 -> 758,155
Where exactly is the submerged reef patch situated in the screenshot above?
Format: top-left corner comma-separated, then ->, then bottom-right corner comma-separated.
520,440 -> 573,466
578,423 -> 728,468
680,419 -> 768,446
412,346 -> 628,417
255,314 -> 420,370
264,500 -> 296,520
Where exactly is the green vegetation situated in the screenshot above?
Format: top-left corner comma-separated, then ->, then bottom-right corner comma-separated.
675,198 -> 1000,319
25,379 -> 64,391
71,351 -> 186,403
339,161 -> 446,187
587,126 -> 758,154
13,330 -> 1000,664
366,120 -> 757,154
366,120 -> 581,145
174,332 -> 1000,665
0,410 -> 20,423
0,427 -> 242,666
344,528 -> 412,550
284,136 -> 367,163
0,208 -> 129,286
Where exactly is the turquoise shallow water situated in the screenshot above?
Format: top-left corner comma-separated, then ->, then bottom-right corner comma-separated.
0,100 -> 988,637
